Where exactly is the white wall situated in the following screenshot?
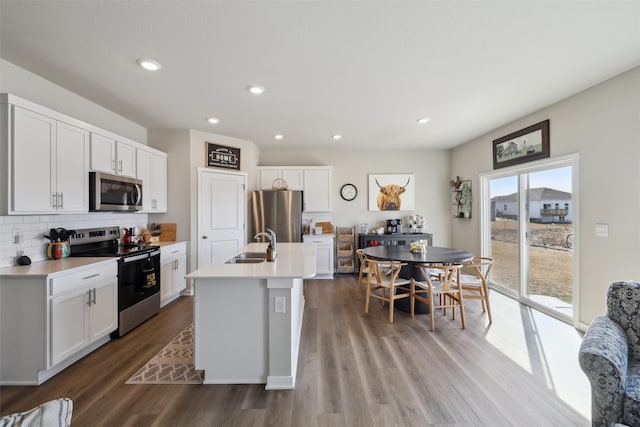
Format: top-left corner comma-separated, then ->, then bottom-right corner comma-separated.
0,59 -> 147,143
451,66 -> 640,326
148,129 -> 259,276
258,148 -> 452,246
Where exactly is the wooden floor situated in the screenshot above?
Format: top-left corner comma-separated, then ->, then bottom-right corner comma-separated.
1,276 -> 590,426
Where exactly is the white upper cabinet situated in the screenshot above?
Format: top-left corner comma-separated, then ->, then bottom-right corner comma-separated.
256,166 -> 331,211
136,147 -> 167,212
303,167 -> 332,212
1,94 -> 167,215
55,121 -> 90,212
257,167 -> 304,190
282,169 -> 304,190
7,105 -> 88,214
90,133 -> 136,178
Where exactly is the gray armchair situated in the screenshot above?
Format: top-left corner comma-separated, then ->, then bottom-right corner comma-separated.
579,281 -> 640,427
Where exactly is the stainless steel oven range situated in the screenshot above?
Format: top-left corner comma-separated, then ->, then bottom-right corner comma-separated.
68,226 -> 160,337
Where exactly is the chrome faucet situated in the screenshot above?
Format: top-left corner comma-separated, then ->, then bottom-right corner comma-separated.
254,228 -> 277,252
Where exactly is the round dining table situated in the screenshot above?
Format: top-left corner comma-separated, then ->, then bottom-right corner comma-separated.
362,245 -> 474,314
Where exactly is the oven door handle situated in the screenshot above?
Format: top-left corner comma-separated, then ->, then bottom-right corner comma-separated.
122,250 -> 160,263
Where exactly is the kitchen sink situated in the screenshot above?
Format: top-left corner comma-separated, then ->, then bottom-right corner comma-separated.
225,252 -> 266,264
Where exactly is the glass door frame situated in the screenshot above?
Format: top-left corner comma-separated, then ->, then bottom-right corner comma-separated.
479,153 -> 580,326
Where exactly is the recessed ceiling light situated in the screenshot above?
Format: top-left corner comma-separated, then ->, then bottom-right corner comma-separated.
332,134 -> 342,140
207,117 -> 220,125
417,117 -> 431,124
247,85 -> 265,95
273,134 -> 284,140
136,58 -> 162,71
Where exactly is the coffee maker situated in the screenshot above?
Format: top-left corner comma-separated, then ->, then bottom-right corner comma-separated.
386,219 -> 401,234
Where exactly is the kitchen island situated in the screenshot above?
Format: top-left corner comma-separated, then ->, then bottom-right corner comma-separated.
186,242 -> 316,389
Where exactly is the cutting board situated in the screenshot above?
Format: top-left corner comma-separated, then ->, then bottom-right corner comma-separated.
159,223 -> 176,241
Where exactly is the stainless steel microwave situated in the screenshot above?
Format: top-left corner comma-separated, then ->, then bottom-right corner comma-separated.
89,172 -> 143,212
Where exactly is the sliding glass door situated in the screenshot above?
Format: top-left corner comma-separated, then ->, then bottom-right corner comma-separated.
483,156 -> 578,322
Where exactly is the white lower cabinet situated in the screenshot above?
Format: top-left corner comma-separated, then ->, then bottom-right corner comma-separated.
50,268 -> 117,366
0,260 -> 117,385
303,234 -> 334,278
160,242 -> 187,306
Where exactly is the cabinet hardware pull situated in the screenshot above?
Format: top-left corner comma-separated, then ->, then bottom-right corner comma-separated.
91,288 -> 96,305
112,159 -> 116,171
52,193 -> 57,208
59,193 -> 63,209
82,273 -> 100,280
118,160 -> 123,172
87,289 -> 92,306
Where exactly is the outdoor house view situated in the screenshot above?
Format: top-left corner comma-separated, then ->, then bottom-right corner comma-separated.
489,166 -> 574,319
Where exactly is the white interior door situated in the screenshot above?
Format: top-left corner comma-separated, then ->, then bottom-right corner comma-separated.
198,169 -> 246,267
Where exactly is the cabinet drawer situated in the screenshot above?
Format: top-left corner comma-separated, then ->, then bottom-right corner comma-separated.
50,263 -> 117,297
160,242 -> 187,262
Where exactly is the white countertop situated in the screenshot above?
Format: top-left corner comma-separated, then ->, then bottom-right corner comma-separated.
0,257 -> 117,278
186,242 -> 317,279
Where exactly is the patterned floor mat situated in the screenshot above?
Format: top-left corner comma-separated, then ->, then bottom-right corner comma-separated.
126,323 -> 203,384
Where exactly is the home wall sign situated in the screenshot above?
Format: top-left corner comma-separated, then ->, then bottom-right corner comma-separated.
206,142 -> 241,170
368,173 -> 415,211
492,119 -> 550,169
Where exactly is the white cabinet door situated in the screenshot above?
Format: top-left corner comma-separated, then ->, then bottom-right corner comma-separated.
56,122 -> 89,213
116,141 -> 136,177
160,242 -> 187,306
258,168 -> 281,189
303,168 -> 332,212
137,149 -> 167,212
90,133 -> 116,174
89,278 -> 117,342
90,133 -> 136,177
303,235 -> 334,277
257,168 -> 304,190
10,107 -> 89,214
150,152 -> 167,211
173,255 -> 187,293
282,169 -> 304,190
160,261 -> 174,302
11,106 -> 56,213
51,288 -> 90,366
315,243 -> 333,275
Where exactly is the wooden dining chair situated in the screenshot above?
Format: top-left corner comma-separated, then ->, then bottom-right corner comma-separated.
411,263 -> 465,331
364,259 -> 411,323
355,249 -> 370,300
459,257 -> 494,323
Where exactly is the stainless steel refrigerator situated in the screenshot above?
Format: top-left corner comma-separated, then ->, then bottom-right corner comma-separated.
251,190 -> 303,242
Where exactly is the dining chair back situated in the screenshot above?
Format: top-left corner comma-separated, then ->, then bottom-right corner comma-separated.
355,249 -> 370,300
459,257 -> 494,323
364,259 -> 411,323
412,263 -> 465,331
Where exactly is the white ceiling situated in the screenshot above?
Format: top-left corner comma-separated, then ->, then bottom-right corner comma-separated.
1,1 -> 638,150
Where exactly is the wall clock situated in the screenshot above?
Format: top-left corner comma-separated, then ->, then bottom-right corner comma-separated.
340,183 -> 358,201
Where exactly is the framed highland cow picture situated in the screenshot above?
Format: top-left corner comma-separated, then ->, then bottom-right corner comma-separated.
368,173 -> 415,211
492,120 -> 550,169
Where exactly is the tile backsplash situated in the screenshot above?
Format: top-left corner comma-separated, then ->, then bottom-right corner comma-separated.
0,213 -> 149,268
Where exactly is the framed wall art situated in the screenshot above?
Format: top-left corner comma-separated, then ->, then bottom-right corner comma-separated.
368,173 -> 415,211
206,142 -> 241,170
492,119 -> 550,169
